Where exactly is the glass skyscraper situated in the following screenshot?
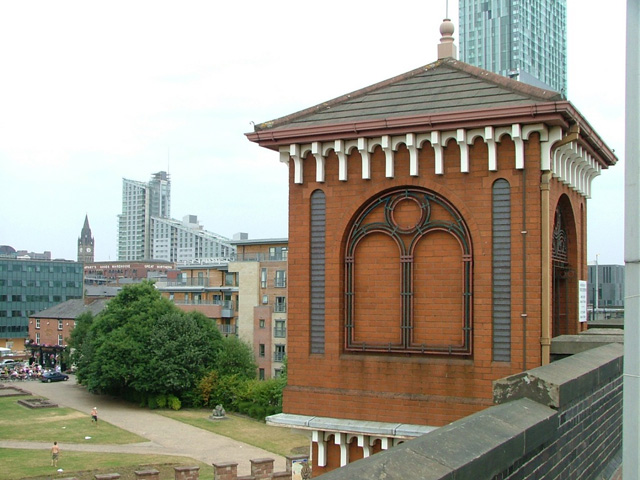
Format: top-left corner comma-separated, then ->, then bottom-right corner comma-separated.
459,0 -> 567,95
117,171 -> 171,261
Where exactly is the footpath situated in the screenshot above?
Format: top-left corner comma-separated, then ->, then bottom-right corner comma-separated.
4,377 -> 286,476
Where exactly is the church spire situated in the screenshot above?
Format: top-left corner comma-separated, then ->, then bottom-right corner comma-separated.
78,215 -> 95,263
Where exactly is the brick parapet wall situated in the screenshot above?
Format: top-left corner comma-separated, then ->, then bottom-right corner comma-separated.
315,343 -> 623,480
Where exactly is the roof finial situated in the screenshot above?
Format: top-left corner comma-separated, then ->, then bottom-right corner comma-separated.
438,16 -> 457,60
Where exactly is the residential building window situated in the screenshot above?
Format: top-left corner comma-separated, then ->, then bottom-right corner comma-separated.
274,344 -> 285,362
259,344 -> 265,357
259,319 -> 265,329
275,270 -> 286,288
225,272 -> 235,286
261,268 -> 267,288
36,333 -> 40,344
58,334 -> 63,346
269,247 -> 288,261
274,297 -> 286,313
274,320 -> 286,338
58,320 -> 63,331
262,295 -> 269,304
36,319 -> 40,329
274,369 -> 282,378
259,368 -> 265,380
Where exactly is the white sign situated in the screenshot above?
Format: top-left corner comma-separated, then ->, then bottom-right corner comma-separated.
579,280 -> 588,322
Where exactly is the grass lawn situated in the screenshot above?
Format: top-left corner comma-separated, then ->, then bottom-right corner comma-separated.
0,395 -> 145,444
0,394 -> 210,480
1,448 -> 213,480
157,409 -> 309,457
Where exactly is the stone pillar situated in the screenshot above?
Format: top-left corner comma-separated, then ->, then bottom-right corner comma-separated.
250,458 -> 274,479
134,469 -> 159,480
212,461 -> 238,480
285,455 -> 309,472
174,466 -> 200,480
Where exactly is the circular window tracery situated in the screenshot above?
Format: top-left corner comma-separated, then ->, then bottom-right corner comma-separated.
344,187 -> 473,355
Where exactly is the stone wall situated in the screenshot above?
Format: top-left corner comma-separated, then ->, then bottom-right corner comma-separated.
315,343 -> 623,479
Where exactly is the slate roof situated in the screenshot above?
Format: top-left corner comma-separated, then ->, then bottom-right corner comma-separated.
253,57 -> 563,133
32,298 -> 109,319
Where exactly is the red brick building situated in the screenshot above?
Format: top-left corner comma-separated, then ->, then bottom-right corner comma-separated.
247,24 -> 617,474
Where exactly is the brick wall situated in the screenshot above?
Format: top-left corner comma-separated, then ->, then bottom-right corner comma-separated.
285,132 -> 588,431
316,343 -> 623,480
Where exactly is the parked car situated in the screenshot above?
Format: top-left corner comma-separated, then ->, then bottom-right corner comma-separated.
0,359 -> 17,367
41,371 -> 69,383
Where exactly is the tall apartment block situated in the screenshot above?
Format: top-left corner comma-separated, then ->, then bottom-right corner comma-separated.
459,0 -> 567,94
155,237 -> 288,380
152,215 -> 234,263
0,255 -> 83,349
118,171 -> 171,261
229,238 -> 288,380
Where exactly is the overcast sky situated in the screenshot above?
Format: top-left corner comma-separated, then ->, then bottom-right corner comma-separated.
0,0 -> 626,265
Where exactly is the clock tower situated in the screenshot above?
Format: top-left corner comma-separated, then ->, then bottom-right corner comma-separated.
77,215 -> 95,263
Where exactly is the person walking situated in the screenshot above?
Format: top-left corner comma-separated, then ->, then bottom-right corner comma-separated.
51,441 -> 60,467
91,407 -> 98,425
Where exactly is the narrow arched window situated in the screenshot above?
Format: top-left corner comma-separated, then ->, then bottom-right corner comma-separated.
310,190 -> 326,354
492,179 -> 511,362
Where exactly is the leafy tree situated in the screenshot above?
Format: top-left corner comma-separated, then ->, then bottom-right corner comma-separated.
67,312 -> 93,374
75,281 -> 224,402
216,335 -> 257,380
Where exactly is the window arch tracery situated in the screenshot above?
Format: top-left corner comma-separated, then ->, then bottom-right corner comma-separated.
344,187 -> 473,355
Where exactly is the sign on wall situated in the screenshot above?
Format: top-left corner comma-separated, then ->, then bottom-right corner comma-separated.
579,280 -> 588,322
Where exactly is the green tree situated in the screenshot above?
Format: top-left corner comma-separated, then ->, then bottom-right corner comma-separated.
216,335 -> 258,380
75,281 -> 224,403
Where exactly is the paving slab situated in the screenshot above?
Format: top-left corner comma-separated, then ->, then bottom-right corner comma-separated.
11,376 -> 286,476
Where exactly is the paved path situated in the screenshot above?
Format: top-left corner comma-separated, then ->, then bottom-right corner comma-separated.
5,377 -> 286,476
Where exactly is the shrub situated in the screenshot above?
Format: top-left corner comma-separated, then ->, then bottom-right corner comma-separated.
167,394 -> 181,410
155,394 -> 167,409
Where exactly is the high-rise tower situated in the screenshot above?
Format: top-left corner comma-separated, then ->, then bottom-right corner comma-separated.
459,0 -> 567,94
77,215 -> 95,263
117,171 -> 171,261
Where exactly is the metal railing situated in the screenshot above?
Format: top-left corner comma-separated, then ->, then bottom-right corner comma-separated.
273,352 -> 286,362
218,324 -> 236,335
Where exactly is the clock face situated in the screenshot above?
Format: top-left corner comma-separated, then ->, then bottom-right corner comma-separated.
86,247 -> 92,253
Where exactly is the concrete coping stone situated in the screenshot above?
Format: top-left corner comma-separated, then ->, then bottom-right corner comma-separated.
266,413 -> 436,437
212,461 -> 238,468
494,343 -> 623,409
316,397 -> 557,480
173,466 -> 200,472
95,475 -> 121,480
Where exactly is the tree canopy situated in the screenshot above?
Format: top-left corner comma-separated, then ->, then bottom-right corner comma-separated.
71,281 -> 223,398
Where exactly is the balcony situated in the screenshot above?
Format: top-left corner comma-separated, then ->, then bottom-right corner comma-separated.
273,327 -> 286,338
273,351 -> 286,363
219,324 -> 237,335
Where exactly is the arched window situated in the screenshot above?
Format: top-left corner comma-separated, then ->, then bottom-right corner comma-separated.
344,187 -> 473,355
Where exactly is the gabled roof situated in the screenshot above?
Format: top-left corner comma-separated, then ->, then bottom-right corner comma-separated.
253,58 -> 562,133
32,299 -> 108,320
247,57 -> 616,168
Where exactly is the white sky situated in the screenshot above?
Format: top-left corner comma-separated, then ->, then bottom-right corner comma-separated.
0,0 -> 626,264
